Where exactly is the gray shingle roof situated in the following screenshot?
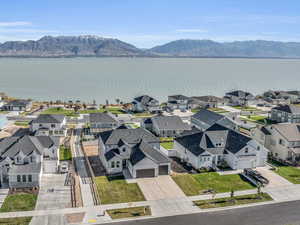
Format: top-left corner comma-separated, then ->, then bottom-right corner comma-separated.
151,116 -> 190,130
226,90 -> 254,99
4,99 -> 31,107
130,141 -> 170,166
134,95 -> 158,105
9,163 -> 41,174
272,105 -> 300,114
192,109 -> 224,126
168,95 -> 189,100
0,135 -> 58,159
89,113 -> 118,124
272,123 -> 300,141
175,123 -> 252,156
32,114 -> 65,124
104,148 -> 120,161
99,127 -> 159,145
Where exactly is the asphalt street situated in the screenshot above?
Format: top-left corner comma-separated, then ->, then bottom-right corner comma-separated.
101,200 -> 300,225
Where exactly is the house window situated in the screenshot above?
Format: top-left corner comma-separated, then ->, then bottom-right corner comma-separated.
116,161 -> 120,168
111,161 -> 115,168
22,175 -> 26,182
279,139 -> 285,146
28,175 -> 32,182
17,175 -> 21,182
51,124 -> 55,128
245,148 -> 249,153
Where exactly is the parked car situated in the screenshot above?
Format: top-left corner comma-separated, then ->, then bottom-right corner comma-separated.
59,162 -> 69,173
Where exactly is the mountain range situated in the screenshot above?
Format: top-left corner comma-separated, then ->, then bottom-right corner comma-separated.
2,35 -> 300,58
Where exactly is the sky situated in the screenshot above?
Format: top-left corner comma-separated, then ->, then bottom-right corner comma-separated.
1,0 -> 300,48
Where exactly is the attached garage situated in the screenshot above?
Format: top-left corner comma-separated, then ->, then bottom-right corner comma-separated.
237,159 -> 256,169
158,165 -> 169,175
136,168 -> 155,178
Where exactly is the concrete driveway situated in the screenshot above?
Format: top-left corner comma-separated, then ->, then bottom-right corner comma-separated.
30,174 -> 71,225
255,166 -> 292,187
137,176 -> 186,200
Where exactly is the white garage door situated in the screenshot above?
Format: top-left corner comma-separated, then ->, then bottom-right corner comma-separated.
237,160 -> 255,169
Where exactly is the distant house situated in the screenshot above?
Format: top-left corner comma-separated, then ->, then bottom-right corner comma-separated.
174,124 -> 268,170
30,114 -> 67,136
263,90 -> 300,105
225,90 -> 255,106
270,105 -> 300,123
188,96 -> 226,109
142,115 -> 191,137
191,109 -> 237,131
0,96 -> 4,108
89,113 -> 119,133
0,135 -> 60,188
2,99 -> 32,112
132,95 -> 160,113
255,124 -> 300,164
167,95 -> 189,111
98,127 -> 170,178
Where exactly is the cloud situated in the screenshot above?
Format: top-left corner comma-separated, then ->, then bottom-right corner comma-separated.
0,21 -> 32,27
175,29 -> 208,33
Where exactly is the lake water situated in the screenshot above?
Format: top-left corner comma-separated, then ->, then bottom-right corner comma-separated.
0,57 -> 300,104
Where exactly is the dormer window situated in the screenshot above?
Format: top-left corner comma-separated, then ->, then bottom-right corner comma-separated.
245,148 -> 249,153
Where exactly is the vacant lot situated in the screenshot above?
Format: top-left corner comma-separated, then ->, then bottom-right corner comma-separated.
172,172 -> 254,196
194,193 -> 272,209
0,193 -> 37,212
94,176 -> 145,204
160,137 -> 174,150
107,206 -> 151,219
0,217 -> 32,225
42,107 -> 78,117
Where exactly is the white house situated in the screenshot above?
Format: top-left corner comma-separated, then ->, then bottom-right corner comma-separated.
167,95 -> 189,111
1,99 -> 32,112
0,135 -> 60,188
30,114 -> 67,136
175,124 -> 268,170
225,90 -> 255,106
254,124 -> 300,164
98,127 -> 170,178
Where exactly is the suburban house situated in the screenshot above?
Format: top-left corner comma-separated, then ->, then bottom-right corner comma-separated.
174,124 -> 268,170
98,127 -> 171,178
89,112 -> 119,133
0,135 -> 60,188
188,96 -> 226,109
263,90 -> 300,105
167,95 -> 189,111
191,109 -> 237,131
270,105 -> 300,123
132,95 -> 160,113
30,114 -> 67,136
1,99 -> 32,112
141,115 -> 191,137
225,90 -> 255,106
254,124 -> 300,164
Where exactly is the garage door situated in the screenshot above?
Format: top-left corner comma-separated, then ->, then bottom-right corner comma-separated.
158,165 -> 169,175
238,160 -> 255,169
136,169 -> 155,178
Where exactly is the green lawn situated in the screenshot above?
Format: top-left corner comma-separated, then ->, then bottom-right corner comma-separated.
172,173 -> 254,196
0,193 -> 37,212
94,176 -> 145,204
240,115 -> 269,124
125,123 -> 140,128
194,193 -> 272,209
59,145 -> 72,161
233,106 -> 259,111
160,141 -> 174,150
42,107 -> 78,117
275,166 -> 300,184
107,206 -> 151,219
81,107 -> 125,115
160,137 -> 174,150
0,217 -> 32,225
14,121 -> 30,127
133,112 -> 153,118
208,108 -> 229,113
